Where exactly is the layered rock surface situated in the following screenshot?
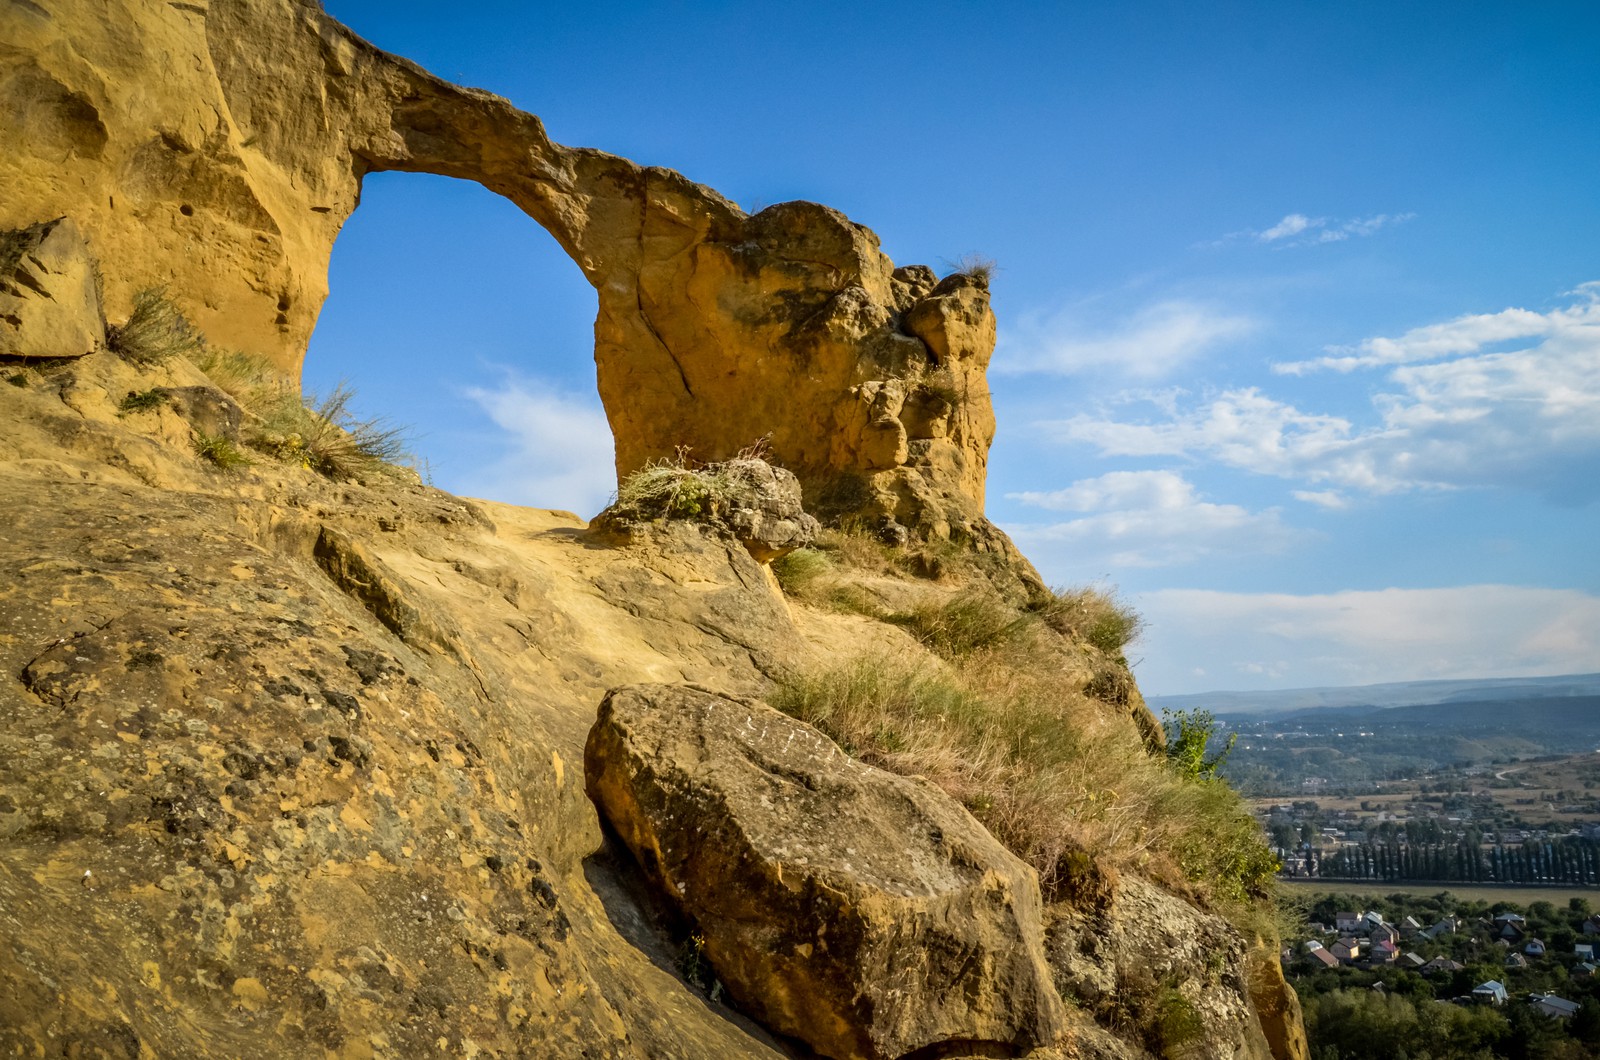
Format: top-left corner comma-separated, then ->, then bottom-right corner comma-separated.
2,0 -> 1010,544
586,683 -> 1065,1060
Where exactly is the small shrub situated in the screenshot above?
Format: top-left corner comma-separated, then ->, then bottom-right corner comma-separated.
118,389 -> 168,414
1154,988 -> 1206,1057
193,433 -> 248,470
612,451 -> 736,522
6,372 -> 27,388
109,288 -> 206,366
1163,709 -> 1237,781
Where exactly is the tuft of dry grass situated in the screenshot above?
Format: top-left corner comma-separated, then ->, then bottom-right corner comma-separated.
250,382 -> 410,480
109,288 -> 206,366
944,252 -> 998,284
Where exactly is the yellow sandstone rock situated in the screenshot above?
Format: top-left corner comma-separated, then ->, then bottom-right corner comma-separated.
1,0 -> 1013,547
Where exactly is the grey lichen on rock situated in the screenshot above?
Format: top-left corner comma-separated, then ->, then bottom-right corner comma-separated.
595,456 -> 820,564
584,682 -> 1067,1060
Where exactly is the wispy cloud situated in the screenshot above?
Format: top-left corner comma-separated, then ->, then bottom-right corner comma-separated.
1045,284 -> 1600,500
1134,585 -> 1600,693
1259,213 -> 1316,241
1004,470 -> 1297,568
1291,489 -> 1349,509
458,372 -> 616,516
997,299 -> 1256,378
1275,282 -> 1600,374
1209,211 -> 1415,249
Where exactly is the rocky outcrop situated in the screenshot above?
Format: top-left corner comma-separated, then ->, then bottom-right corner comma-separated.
1,0 -> 1011,545
594,456 -> 820,563
585,683 -> 1066,1060
0,217 -> 104,360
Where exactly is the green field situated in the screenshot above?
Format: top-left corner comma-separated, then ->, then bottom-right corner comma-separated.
1278,877 -> 1599,906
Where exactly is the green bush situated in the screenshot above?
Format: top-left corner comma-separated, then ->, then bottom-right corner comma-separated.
118,389 -> 168,414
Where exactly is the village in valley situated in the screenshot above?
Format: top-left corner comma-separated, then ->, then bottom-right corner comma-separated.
1291,901 -> 1599,1017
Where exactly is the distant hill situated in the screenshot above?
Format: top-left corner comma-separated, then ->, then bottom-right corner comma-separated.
1147,672 -> 1600,716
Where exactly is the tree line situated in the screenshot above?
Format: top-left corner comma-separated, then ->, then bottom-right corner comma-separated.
1314,836 -> 1600,884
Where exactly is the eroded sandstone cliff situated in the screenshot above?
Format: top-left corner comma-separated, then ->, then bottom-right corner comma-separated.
2,0 -> 1005,545
1,2 -> 1308,1057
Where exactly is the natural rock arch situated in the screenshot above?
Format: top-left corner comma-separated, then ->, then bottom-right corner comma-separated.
1,0 -> 1014,552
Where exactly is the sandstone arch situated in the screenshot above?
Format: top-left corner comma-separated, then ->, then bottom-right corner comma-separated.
1,0 -> 1013,550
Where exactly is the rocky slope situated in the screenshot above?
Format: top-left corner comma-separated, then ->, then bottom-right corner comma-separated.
0,295 -> 1305,1060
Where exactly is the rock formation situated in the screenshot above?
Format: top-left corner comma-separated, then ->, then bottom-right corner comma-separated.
586,683 -> 1065,1060
0,3 -> 1308,1058
2,0 -> 1007,545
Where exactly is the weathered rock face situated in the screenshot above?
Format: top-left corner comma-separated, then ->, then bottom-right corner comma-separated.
585,683 -> 1067,1060
1046,875 -> 1309,1060
1,0 -> 1009,544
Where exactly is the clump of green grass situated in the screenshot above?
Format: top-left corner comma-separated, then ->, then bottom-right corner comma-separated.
194,346 -> 279,402
771,547 -> 834,595
889,592 -> 1035,657
193,433 -> 248,471
249,382 -> 409,480
1030,585 -> 1143,657
118,388 -> 169,414
770,649 -> 1276,910
109,288 -> 206,366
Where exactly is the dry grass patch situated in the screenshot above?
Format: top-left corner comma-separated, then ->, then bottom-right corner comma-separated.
770,648 -> 1276,912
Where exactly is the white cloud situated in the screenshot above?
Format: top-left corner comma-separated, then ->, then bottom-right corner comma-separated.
997,299 -> 1256,378
1260,214 -> 1317,241
1292,489 -> 1348,509
1274,300 -> 1582,374
1004,470 -> 1297,568
1048,284 -> 1600,500
458,374 -> 616,516
1133,585 -> 1600,693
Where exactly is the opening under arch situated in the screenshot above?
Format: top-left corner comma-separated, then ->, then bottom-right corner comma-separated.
304,172 -> 616,517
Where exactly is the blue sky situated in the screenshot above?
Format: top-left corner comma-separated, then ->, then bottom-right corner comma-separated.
310,1 -> 1600,695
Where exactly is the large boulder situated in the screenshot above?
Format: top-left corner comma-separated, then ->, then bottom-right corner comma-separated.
584,683 -> 1066,1060
0,218 -> 104,360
